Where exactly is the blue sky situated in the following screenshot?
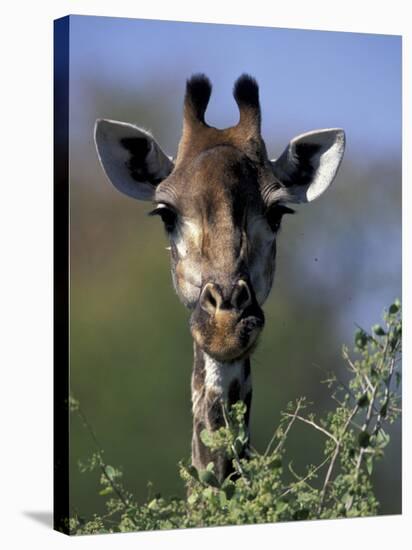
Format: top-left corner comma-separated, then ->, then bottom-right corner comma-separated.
69,15 -> 401,160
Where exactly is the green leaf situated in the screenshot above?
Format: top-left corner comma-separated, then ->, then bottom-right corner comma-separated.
355,329 -> 368,349
222,482 -> 235,499
337,504 -> 347,516
276,501 -> 288,514
358,431 -> 370,448
234,438 -> 244,456
99,486 -> 113,496
372,324 -> 385,336
370,367 -> 379,383
198,469 -> 220,488
219,490 -> 228,506
357,393 -> 369,408
202,487 -> 214,499
293,508 -> 309,520
187,493 -> 198,505
68,395 -> 80,412
200,429 -> 214,448
185,464 -> 199,481
105,465 -> 116,481
389,302 -> 400,315
366,456 -> 374,476
148,499 -> 158,510
376,430 -> 390,448
237,426 -> 248,445
268,456 -> 282,469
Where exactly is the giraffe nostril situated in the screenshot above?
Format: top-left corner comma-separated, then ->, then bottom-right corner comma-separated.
200,281 -> 252,315
200,283 -> 222,315
232,280 -> 252,311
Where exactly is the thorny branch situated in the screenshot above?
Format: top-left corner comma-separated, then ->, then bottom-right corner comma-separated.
286,413 -> 338,444
318,404 -> 359,514
264,398 -> 305,457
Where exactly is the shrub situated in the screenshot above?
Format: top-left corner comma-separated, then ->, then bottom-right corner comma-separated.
67,301 -> 401,534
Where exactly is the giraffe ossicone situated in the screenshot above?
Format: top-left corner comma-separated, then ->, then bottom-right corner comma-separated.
95,74 -> 345,481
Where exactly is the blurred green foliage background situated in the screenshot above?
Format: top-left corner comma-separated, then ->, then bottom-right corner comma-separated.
67,16 -> 401,520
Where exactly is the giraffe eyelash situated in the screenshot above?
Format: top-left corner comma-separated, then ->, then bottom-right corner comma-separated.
148,204 -> 179,233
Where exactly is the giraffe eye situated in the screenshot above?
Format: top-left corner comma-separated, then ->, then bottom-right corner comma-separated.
149,204 -> 178,233
265,204 -> 295,232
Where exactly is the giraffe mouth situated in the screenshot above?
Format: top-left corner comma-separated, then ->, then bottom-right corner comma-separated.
190,306 -> 265,362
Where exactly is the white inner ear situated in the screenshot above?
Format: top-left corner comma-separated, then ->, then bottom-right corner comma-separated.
94,119 -> 173,201
303,129 -> 345,202
271,128 -> 346,203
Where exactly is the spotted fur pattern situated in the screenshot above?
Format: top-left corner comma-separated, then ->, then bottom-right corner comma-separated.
191,342 -> 252,481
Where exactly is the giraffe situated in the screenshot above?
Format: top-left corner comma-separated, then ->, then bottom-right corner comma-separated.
94,74 -> 345,482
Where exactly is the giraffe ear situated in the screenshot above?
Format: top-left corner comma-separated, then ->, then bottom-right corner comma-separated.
94,119 -> 174,201
270,129 -> 345,203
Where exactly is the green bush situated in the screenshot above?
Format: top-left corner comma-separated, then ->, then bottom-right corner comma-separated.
67,301 -> 401,534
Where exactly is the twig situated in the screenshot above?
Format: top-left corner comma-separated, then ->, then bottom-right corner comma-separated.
372,356 -> 396,436
342,347 -> 358,374
264,398 -> 304,457
221,401 -> 250,486
286,413 -> 338,444
318,404 -> 359,515
74,404 -> 136,525
280,456 -> 330,498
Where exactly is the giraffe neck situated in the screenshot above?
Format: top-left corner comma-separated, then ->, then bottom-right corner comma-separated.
190,342 -> 252,482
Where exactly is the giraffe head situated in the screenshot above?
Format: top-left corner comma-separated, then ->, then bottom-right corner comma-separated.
95,74 -> 345,362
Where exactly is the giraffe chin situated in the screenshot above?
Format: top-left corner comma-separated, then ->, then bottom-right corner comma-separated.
190,309 -> 265,362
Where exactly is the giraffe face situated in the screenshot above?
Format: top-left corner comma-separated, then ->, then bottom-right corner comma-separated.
95,75 -> 345,362
154,145 -> 288,307
152,145 -> 293,361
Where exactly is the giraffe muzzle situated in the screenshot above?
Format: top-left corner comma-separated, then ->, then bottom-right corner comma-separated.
199,280 -> 252,316
190,280 -> 265,361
